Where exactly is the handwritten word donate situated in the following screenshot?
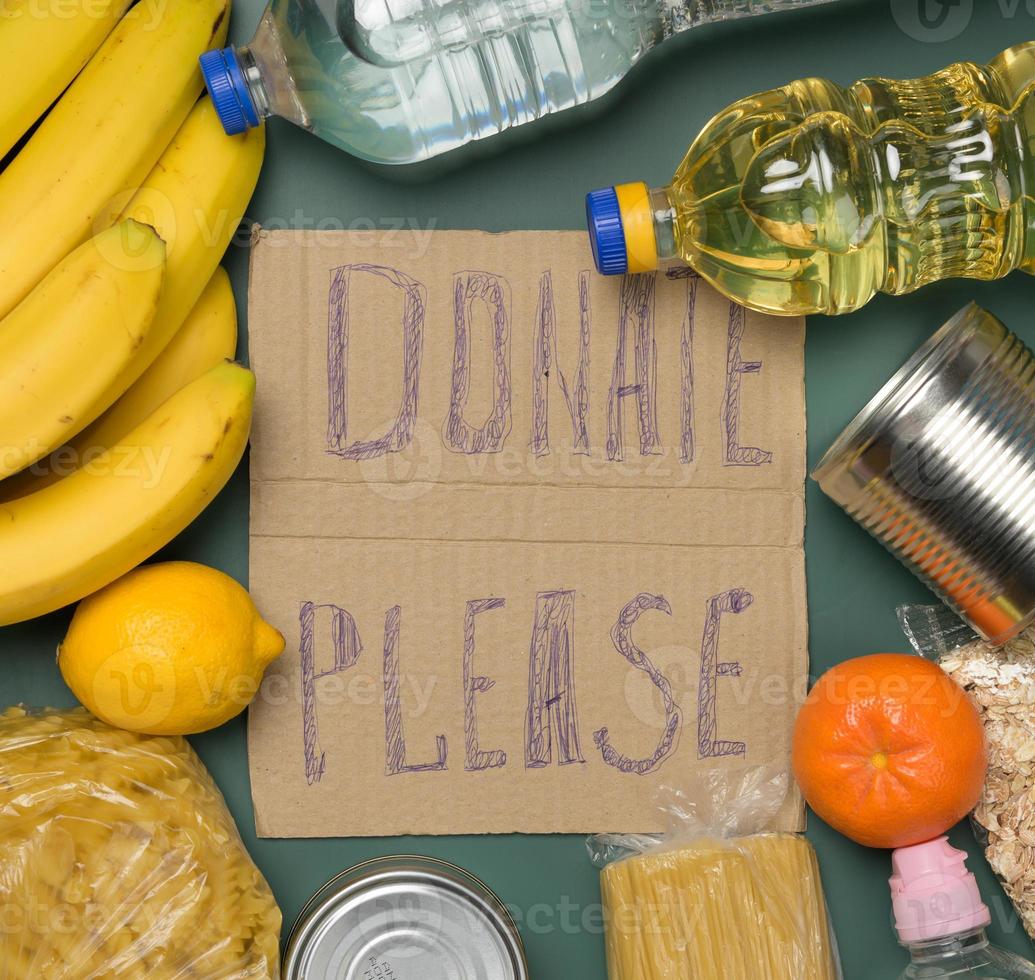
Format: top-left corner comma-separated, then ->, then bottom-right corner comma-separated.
325,265 -> 771,470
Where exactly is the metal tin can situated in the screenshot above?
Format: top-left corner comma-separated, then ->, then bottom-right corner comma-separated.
283,855 -> 529,979
813,303 -> 1035,645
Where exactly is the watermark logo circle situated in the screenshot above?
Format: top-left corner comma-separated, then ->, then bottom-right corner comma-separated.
89,186 -> 177,273
90,644 -> 178,731
352,888 -> 449,960
358,418 -> 442,501
890,0 -> 972,42
623,645 -> 693,730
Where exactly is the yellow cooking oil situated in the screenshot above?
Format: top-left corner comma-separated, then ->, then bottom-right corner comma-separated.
586,42 -> 1035,316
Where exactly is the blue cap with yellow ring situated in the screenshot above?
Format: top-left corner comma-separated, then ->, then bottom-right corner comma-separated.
585,182 -> 659,276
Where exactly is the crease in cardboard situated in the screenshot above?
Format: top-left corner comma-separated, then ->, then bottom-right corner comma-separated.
249,534 -> 806,551
249,476 -> 806,494
247,229 -> 808,839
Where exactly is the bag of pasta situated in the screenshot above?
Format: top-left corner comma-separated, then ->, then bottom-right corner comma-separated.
0,706 -> 281,978
588,766 -> 841,980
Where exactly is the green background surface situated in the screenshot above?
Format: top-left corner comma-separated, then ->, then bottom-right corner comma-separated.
4,0 -> 1035,976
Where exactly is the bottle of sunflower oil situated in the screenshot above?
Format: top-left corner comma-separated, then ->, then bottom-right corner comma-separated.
586,42 -> 1035,316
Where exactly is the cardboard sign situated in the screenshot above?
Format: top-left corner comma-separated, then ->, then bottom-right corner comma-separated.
247,229 -> 807,838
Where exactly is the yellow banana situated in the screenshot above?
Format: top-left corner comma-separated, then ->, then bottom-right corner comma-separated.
0,0 -> 230,320
95,97 -> 264,404
79,265 -> 238,450
0,219 -> 165,482
0,0 -> 133,160
0,361 -> 255,626
0,100 -> 262,494
0,266 -> 236,500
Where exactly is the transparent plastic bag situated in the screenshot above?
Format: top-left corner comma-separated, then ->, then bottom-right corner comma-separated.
898,606 -> 1035,942
587,766 -> 841,980
897,603 -> 979,660
0,706 -> 281,978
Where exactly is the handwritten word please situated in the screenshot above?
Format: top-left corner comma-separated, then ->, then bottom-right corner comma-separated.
300,587 -> 752,785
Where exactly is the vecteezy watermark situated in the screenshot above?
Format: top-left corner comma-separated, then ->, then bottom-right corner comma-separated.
890,0 -> 973,41
88,195 -> 441,269
82,659 -> 439,731
260,668 -> 438,715
0,0 -> 168,27
353,416 -> 701,502
357,418 -> 444,501
890,0 -> 1035,42
236,213 -> 440,259
1,442 -> 172,486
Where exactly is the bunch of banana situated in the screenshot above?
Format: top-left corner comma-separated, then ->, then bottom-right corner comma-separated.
0,0 -> 230,318
0,0 -> 266,625
0,268 -> 238,501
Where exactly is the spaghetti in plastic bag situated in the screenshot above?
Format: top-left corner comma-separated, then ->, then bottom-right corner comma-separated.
588,766 -> 841,980
0,706 -> 281,978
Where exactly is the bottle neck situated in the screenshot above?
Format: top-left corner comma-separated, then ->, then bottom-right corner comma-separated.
238,9 -> 311,130
648,186 -> 679,263
235,47 -> 272,120
907,928 -> 990,966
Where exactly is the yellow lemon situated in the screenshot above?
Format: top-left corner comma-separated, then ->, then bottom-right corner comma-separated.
59,561 -> 285,736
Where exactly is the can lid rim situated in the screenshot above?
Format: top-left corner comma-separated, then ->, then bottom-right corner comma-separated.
283,854 -> 529,979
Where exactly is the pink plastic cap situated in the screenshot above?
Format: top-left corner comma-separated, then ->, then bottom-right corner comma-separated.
889,837 -> 991,944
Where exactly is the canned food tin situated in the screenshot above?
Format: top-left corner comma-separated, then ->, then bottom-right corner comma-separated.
283,855 -> 529,979
813,303 -> 1035,645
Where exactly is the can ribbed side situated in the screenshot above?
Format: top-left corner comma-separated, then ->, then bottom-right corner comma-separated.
816,307 -> 1035,644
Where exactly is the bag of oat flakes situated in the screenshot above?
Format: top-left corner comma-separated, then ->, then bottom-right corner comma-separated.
899,604 -> 1035,939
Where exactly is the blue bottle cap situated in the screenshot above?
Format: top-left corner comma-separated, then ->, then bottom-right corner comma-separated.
199,48 -> 261,135
585,186 -> 628,276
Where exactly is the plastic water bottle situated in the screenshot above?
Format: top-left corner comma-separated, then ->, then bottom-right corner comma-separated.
891,838 -> 1035,980
585,42 -> 1035,316
198,0 -> 838,165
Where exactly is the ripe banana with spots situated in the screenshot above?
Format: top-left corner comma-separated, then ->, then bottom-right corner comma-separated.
0,361 -> 255,626
0,0 -> 229,320
0,219 -> 166,482
1,266 -> 238,500
0,0 -> 133,160
96,96 -> 264,404
0,99 -> 263,494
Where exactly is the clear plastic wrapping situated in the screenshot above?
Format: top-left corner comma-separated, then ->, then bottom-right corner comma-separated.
899,606 -> 1035,941
0,706 -> 281,977
587,767 -> 841,980
897,603 -> 979,660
